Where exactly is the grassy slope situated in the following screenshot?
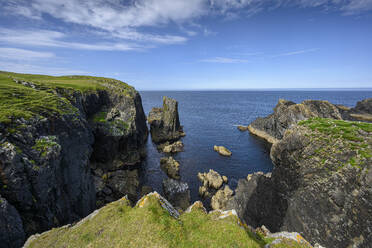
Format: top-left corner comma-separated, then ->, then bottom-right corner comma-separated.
0,71 -> 135,124
25,195 -> 266,248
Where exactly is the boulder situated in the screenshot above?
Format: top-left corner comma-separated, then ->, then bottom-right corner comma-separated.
211,186 -> 234,210
158,140 -> 184,153
237,125 -> 248,131
213,145 -> 232,156
198,169 -> 224,190
160,156 -> 180,179
148,96 -> 183,143
162,178 -> 190,210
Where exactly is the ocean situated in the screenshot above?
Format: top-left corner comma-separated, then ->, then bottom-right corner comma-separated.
139,90 -> 372,203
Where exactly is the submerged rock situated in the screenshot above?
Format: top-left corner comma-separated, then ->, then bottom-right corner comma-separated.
148,96 -> 184,143
162,178 -> 190,210
213,145 -> 232,156
160,156 -> 180,179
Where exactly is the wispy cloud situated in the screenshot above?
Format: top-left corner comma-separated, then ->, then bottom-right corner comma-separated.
0,28 -> 145,51
0,61 -> 88,75
0,47 -> 55,60
200,57 -> 249,63
272,48 -> 320,57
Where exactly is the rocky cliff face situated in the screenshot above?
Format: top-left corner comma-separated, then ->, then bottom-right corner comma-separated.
148,96 -> 184,144
248,99 -> 342,144
0,72 -> 148,247
229,118 -> 372,247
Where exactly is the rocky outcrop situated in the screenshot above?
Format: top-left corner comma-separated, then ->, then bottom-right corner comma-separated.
227,118 -> 372,248
160,156 -> 180,179
341,98 -> 372,122
148,96 -> 184,144
162,178 -> 190,210
198,169 -> 229,199
198,169 -> 224,190
0,72 -> 148,247
248,99 -> 342,143
213,145 -> 232,156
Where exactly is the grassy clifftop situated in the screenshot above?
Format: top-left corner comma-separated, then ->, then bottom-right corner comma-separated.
0,71 -> 135,124
24,193 -> 264,248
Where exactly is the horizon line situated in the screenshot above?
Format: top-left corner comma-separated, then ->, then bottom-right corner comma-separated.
138,87 -> 372,91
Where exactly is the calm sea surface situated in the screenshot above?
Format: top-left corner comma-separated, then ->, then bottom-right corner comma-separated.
138,90 -> 372,203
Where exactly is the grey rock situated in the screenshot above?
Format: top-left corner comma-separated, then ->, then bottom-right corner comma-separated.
148,96 -> 183,143
160,156 -> 180,179
162,178 -> 190,210
248,99 -> 342,143
0,195 -> 25,248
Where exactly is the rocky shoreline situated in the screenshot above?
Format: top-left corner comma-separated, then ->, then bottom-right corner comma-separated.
224,98 -> 372,248
1,71 -> 371,248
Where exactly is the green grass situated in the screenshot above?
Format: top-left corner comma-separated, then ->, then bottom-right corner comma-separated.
32,136 -> 59,158
0,71 -> 136,125
26,195 -> 267,248
299,118 -> 371,170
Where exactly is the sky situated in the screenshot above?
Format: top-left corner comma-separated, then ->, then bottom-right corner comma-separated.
0,0 -> 372,90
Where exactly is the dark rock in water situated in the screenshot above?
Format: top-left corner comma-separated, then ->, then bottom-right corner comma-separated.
0,195 -> 25,248
160,156 -> 180,179
248,99 -> 342,143
148,96 -> 184,143
227,119 -> 372,248
162,178 -> 190,210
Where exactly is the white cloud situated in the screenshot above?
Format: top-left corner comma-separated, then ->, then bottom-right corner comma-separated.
200,57 -> 249,63
0,28 -> 144,51
0,47 -> 54,60
272,48 -> 320,57
0,61 -> 88,75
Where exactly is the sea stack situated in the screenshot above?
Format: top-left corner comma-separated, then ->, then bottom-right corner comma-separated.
148,96 -> 184,144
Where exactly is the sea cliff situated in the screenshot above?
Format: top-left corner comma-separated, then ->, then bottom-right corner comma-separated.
0,71 -> 148,247
227,99 -> 372,248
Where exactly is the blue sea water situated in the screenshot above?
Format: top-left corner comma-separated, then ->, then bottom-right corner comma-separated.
139,90 -> 372,203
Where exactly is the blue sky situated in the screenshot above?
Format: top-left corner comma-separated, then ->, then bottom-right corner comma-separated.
0,0 -> 372,90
